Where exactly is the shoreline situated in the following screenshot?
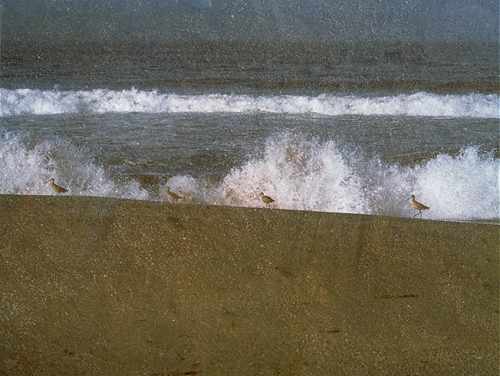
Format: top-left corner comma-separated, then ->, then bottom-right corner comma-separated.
2,193 -> 498,225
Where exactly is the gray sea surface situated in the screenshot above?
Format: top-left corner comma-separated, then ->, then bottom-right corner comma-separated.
0,40 -> 498,220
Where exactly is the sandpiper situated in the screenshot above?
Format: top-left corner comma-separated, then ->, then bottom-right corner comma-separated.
410,194 -> 430,217
48,178 -> 68,193
259,192 -> 275,207
165,187 -> 183,202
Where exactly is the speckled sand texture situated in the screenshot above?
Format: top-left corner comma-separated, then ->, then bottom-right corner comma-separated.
0,195 -> 498,375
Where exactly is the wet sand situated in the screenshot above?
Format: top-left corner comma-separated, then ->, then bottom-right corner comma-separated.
0,195 -> 498,375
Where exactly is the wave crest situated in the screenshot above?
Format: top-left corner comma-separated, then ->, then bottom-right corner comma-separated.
164,134 -> 499,220
1,132 -> 497,221
1,88 -> 498,118
0,132 -> 148,199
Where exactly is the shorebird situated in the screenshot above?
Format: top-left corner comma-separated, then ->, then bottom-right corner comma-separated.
259,192 -> 275,207
48,178 -> 68,194
410,194 -> 430,217
165,187 -> 183,202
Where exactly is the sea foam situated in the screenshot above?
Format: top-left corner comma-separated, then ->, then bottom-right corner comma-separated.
1,132 -> 498,221
0,132 -> 148,200
165,134 -> 499,221
1,88 -> 498,118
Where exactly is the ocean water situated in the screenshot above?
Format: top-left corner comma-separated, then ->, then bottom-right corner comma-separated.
1,41 -> 499,221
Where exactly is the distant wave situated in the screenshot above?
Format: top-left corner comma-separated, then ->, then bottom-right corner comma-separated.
1,88 -> 498,118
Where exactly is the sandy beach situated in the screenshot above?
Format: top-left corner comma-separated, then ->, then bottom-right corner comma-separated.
0,194 -> 498,375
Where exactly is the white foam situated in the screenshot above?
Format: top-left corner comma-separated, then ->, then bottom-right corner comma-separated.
218,135 -> 369,214
1,132 -> 498,221
0,133 -> 149,200
1,88 -> 498,118
413,148 -> 499,220
164,135 -> 499,220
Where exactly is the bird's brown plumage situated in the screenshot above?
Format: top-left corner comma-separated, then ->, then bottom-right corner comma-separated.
165,187 -> 183,202
48,178 -> 68,193
259,192 -> 275,206
410,194 -> 430,216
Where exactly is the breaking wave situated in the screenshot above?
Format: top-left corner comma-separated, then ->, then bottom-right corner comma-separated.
1,88 -> 498,118
164,134 -> 499,221
0,132 -> 148,200
1,132 -> 498,221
